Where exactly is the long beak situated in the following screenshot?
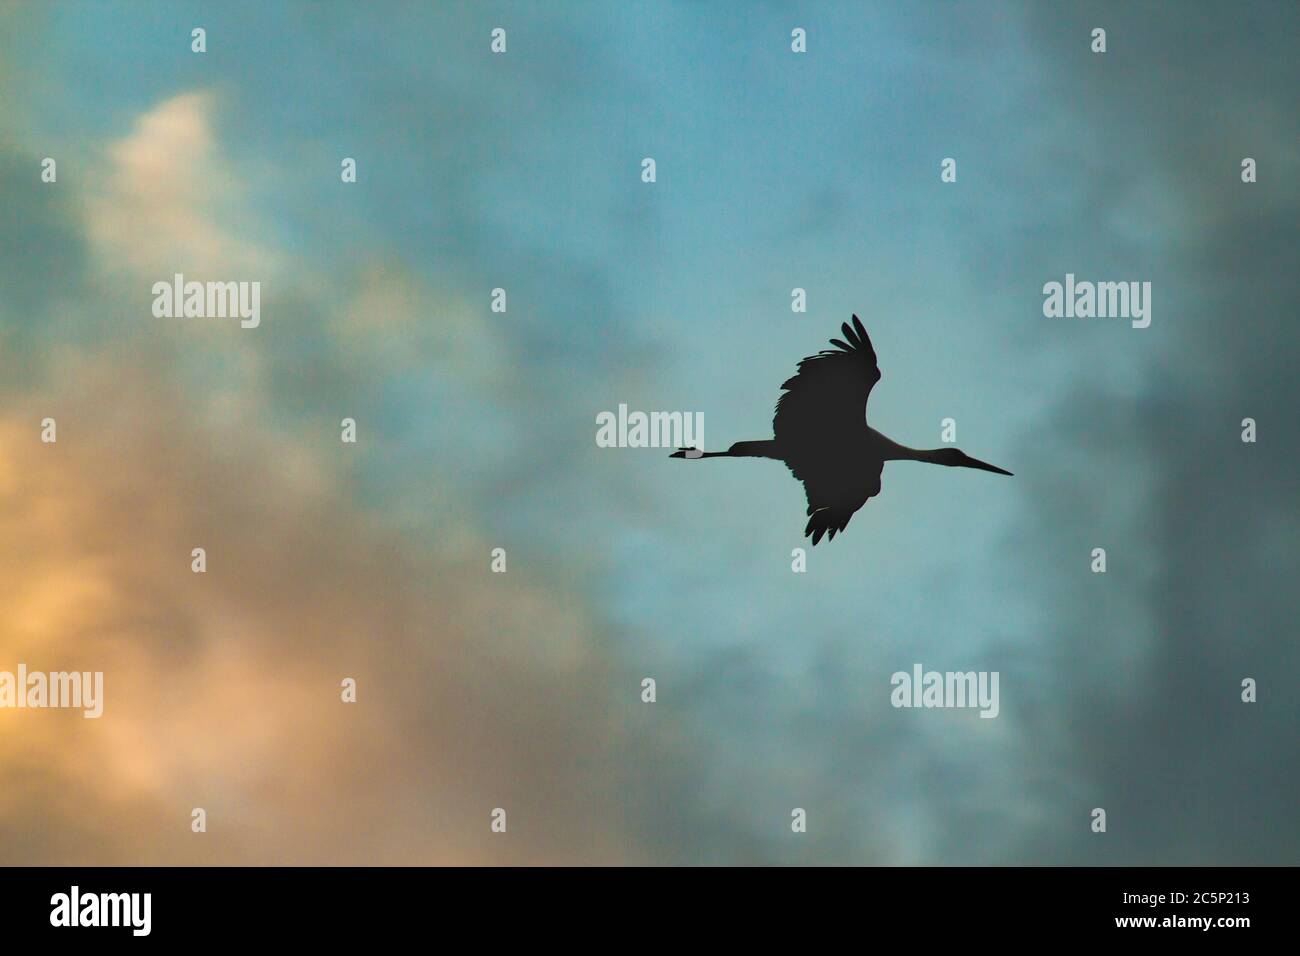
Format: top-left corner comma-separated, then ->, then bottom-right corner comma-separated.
963,455 -> 1013,476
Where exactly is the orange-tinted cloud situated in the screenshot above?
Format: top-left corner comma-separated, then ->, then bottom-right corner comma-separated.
0,352 -> 655,864
0,87 -> 663,860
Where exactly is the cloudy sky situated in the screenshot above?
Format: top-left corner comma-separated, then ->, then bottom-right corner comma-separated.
0,1 -> 1295,864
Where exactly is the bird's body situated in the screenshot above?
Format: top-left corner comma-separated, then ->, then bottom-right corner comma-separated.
671,315 -> 1012,544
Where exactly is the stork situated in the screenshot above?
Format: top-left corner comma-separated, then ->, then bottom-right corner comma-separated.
670,315 -> 1012,544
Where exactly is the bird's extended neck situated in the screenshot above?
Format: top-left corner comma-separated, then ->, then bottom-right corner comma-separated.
871,429 -> 942,463
870,428 -> 1013,475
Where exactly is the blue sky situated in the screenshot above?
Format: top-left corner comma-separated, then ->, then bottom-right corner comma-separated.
1,1 -> 1296,864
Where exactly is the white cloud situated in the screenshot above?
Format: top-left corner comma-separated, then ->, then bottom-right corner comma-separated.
87,91 -> 279,280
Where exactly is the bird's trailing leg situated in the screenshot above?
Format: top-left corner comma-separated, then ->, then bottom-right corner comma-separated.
670,441 -> 780,459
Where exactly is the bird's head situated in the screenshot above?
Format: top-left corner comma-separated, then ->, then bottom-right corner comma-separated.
935,447 -> 1014,476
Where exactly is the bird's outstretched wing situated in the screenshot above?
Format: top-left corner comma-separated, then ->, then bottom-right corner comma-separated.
772,315 -> 883,544
772,314 -> 880,444
791,459 -> 883,544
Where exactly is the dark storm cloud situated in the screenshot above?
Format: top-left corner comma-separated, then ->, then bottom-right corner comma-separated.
1006,1 -> 1300,863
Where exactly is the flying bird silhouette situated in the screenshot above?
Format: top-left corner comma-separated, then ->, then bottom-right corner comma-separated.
670,315 -> 1012,544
